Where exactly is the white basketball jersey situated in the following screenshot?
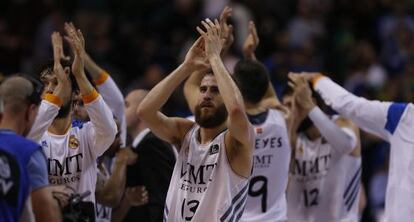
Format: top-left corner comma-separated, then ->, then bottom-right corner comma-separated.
288,131 -> 361,222
240,109 -> 291,222
164,125 -> 249,222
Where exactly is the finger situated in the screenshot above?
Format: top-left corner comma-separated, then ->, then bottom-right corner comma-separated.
193,36 -> 203,47
201,20 -> 211,33
196,26 -> 206,36
69,22 -> 76,31
77,29 -> 85,46
219,7 -> 232,23
205,18 -> 215,29
287,81 -> 296,90
228,24 -> 234,35
64,22 -> 71,34
214,19 -> 221,37
196,36 -> 205,49
250,21 -> 259,44
52,33 -> 62,61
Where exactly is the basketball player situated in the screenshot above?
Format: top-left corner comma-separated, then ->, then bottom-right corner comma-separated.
299,72 -> 414,221
137,19 -> 254,221
61,23 -> 130,222
27,26 -> 117,210
285,74 -> 361,222
184,18 -> 291,221
64,22 -> 127,147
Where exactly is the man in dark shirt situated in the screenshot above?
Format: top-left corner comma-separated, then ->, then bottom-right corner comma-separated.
114,89 -> 176,222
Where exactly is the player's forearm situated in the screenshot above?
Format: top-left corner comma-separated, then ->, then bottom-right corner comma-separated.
184,70 -> 205,113
209,55 -> 245,114
86,96 -> 117,155
96,75 -> 127,146
313,76 -> 390,139
138,63 -> 194,116
111,196 -> 131,222
84,53 -> 105,80
308,107 -> 357,154
96,161 -> 127,207
32,187 -> 62,222
287,115 -> 299,150
74,71 -> 95,96
27,99 -> 60,142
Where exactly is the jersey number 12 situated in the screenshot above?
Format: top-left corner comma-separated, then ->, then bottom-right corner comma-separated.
303,188 -> 319,207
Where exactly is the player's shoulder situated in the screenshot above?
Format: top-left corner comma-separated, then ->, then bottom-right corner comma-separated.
0,133 -> 40,154
267,108 -> 287,126
6,133 -> 39,147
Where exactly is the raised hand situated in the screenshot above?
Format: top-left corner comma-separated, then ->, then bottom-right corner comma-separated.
64,22 -> 86,78
124,186 -> 149,207
184,37 -> 210,72
243,21 -> 259,60
51,32 -> 71,103
64,22 -> 85,50
288,73 -> 315,115
197,19 -> 223,59
219,6 -> 234,56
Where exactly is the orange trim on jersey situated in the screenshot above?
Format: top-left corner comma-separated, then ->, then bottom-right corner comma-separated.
44,94 -> 63,107
94,71 -> 109,86
312,74 -> 324,88
82,89 -> 99,104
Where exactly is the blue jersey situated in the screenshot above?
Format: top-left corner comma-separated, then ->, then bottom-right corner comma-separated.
0,129 -> 41,222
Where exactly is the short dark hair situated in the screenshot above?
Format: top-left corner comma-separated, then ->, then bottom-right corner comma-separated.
37,59 -> 82,91
233,59 -> 269,104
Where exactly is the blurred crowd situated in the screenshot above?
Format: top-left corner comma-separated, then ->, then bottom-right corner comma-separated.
2,0 -> 414,221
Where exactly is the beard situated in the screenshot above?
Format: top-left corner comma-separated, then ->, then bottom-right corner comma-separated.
195,103 -> 228,128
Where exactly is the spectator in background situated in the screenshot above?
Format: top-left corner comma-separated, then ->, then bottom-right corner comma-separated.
287,0 -> 325,49
112,89 -> 175,222
379,0 -> 414,74
345,41 -> 387,94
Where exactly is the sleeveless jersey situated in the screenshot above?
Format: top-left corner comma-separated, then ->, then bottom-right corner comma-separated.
287,130 -> 361,222
0,130 -> 40,222
240,109 -> 291,222
164,125 -> 249,222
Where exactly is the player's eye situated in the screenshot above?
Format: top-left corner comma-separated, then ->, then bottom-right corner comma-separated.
200,86 -> 207,93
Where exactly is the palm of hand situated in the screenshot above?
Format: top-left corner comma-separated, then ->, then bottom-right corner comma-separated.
295,86 -> 314,112
186,43 -> 209,70
205,38 -> 223,58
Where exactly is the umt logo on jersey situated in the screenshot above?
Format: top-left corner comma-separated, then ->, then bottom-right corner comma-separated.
253,154 -> 274,168
48,153 -> 83,185
290,153 -> 332,181
179,162 -> 217,193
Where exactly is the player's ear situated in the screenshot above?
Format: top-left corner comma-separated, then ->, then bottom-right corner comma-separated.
64,66 -> 70,75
